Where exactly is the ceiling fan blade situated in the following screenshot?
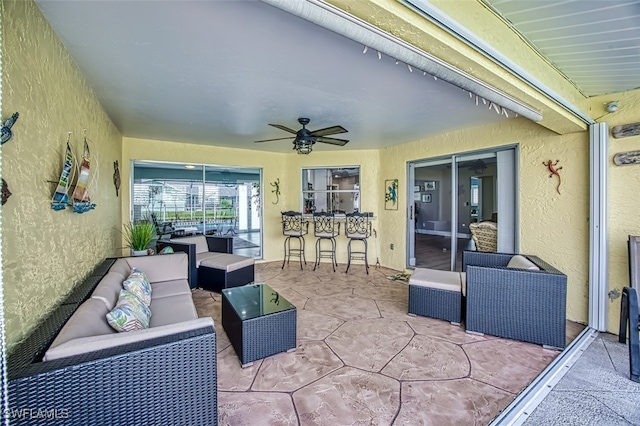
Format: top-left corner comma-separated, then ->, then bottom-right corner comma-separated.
316,136 -> 349,146
268,124 -> 297,134
254,136 -> 295,143
309,125 -> 348,137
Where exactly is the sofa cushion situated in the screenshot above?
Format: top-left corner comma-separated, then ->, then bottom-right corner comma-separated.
150,279 -> 192,299
47,298 -> 115,352
409,268 -> 462,293
172,235 -> 209,254
123,253 -> 188,282
109,258 -> 133,279
123,268 -> 152,306
200,253 -> 255,273
43,317 -> 214,361
150,293 -> 198,327
507,255 -> 540,270
106,290 -> 152,332
91,271 -> 128,310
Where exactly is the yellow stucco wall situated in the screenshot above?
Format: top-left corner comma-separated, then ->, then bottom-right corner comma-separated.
590,88 -> 640,332
2,0 -> 122,350
377,117 -> 590,323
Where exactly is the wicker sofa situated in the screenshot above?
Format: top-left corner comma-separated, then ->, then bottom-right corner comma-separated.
6,254 -> 218,426
159,235 -> 254,292
463,251 -> 567,349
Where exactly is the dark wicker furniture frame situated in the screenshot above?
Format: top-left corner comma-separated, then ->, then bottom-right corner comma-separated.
6,258 -> 218,425
463,251 -> 567,349
619,235 -> 640,382
158,235 -> 254,292
409,285 -> 461,324
222,285 -> 296,367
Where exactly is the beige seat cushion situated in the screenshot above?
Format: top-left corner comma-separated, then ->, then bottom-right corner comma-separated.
409,268 -> 462,293
150,279 -> 192,299
91,271 -> 129,310
123,253 -> 189,282
507,255 -> 540,270
195,251 -> 220,267
171,235 -> 209,254
44,318 -> 214,361
149,294 -> 198,327
284,229 -> 308,236
47,299 -> 116,352
200,253 -> 255,273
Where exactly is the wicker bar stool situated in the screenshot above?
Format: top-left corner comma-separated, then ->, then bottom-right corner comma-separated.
312,212 -> 340,272
345,212 -> 372,274
281,211 -> 309,270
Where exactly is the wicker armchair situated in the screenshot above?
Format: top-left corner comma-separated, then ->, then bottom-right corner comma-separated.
463,251 -> 567,349
469,221 -> 497,252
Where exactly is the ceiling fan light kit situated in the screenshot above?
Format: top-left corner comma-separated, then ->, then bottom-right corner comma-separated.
255,117 -> 349,155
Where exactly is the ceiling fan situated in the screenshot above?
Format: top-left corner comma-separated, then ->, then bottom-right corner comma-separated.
254,118 -> 349,154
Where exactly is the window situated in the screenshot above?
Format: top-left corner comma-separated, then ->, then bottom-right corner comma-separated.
132,161 -> 262,258
301,167 -> 360,214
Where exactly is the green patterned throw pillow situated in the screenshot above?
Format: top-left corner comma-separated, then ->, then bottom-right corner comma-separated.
106,289 -> 152,332
123,267 -> 152,306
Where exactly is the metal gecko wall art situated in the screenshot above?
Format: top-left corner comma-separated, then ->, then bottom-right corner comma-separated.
543,159 -> 562,195
270,178 -> 280,205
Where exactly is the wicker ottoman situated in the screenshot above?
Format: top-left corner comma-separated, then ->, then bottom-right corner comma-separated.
408,268 -> 463,324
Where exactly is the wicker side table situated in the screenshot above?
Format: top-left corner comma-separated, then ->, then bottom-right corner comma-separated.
222,283 -> 296,367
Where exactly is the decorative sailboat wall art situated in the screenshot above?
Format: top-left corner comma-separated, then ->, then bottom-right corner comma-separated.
51,132 -> 76,211
51,130 -> 98,213
71,130 -> 97,213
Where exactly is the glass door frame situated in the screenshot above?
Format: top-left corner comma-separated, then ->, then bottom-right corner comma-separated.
406,145 -> 518,271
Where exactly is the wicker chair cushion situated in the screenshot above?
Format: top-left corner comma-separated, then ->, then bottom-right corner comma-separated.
507,255 -> 540,270
200,253 -> 255,273
315,230 -> 339,238
284,229 -> 308,236
170,235 -> 209,254
409,268 -> 462,293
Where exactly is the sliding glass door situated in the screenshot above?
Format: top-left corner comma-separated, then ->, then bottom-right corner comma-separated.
132,161 -> 262,258
407,147 -> 517,271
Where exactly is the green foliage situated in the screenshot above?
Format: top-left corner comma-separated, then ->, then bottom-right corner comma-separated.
123,221 -> 156,251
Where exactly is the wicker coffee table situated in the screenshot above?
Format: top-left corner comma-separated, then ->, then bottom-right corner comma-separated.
221,283 -> 297,367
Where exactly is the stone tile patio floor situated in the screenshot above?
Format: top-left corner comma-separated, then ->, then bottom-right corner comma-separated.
192,261 -> 585,426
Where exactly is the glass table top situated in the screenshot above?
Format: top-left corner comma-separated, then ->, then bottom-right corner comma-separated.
222,283 -> 295,320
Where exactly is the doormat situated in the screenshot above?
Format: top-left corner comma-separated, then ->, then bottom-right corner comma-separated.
387,272 -> 411,282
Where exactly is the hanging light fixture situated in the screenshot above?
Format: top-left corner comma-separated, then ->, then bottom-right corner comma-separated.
295,136 -> 315,155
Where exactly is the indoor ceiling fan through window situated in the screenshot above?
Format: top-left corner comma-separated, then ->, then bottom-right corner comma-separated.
254,117 -> 349,154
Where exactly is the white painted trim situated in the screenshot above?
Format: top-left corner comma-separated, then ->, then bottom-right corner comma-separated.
400,0 -> 594,125
589,123 -> 609,331
491,327 -> 599,425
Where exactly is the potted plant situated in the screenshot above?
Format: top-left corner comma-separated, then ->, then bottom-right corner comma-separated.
123,221 -> 156,256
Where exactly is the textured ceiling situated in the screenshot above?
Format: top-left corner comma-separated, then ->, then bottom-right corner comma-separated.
483,0 -> 640,97
34,0 -> 513,153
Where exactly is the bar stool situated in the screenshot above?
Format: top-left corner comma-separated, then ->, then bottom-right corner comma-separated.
312,212 -> 340,272
345,212 -> 372,274
281,211 -> 309,270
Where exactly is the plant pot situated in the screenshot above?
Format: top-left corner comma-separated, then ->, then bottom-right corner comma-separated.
131,249 -> 148,257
